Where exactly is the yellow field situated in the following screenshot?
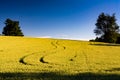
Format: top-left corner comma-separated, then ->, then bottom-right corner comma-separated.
0,36 -> 120,79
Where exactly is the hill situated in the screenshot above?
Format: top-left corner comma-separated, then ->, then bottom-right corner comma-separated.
0,36 -> 120,80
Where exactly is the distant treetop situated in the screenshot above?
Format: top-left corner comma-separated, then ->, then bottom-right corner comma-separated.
2,18 -> 24,36
94,13 -> 120,43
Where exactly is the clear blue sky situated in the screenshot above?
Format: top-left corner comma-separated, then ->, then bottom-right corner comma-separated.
0,0 -> 119,40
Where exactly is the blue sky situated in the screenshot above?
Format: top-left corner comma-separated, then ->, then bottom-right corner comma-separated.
0,0 -> 119,40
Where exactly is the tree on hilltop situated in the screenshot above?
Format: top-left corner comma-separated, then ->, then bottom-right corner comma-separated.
94,13 -> 119,43
2,18 -> 24,36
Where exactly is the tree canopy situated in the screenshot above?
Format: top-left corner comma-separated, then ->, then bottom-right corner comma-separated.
94,13 -> 120,43
2,18 -> 24,36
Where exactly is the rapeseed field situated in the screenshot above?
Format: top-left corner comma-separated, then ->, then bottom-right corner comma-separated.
0,36 -> 120,80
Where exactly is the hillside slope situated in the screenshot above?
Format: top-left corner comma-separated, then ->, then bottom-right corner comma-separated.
0,36 -> 120,75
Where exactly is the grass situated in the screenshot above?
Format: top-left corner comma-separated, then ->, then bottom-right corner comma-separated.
0,36 -> 120,79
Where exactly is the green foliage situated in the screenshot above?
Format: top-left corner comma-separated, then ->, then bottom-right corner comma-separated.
95,37 -> 103,42
2,18 -> 24,36
94,13 -> 119,43
89,39 -> 95,42
116,34 -> 120,44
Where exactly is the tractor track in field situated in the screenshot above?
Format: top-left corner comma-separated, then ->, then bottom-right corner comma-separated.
19,53 -> 36,65
39,40 -> 59,64
51,40 -> 66,50
82,51 -> 91,72
40,40 -> 66,64
19,51 -> 50,65
40,56 -> 49,63
51,40 -> 58,49
19,40 -> 67,65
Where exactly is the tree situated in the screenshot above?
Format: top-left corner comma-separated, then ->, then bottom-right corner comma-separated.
94,13 -> 119,43
2,18 -> 24,36
116,34 -> 120,44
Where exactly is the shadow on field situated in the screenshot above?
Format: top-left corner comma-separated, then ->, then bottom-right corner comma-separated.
105,68 -> 120,72
90,43 -> 120,46
0,72 -> 120,80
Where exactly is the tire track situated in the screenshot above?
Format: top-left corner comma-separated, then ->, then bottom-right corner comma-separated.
39,40 -> 58,64
51,40 -> 58,49
40,56 -> 48,63
57,42 -> 66,50
40,40 -> 66,64
19,53 -> 36,65
19,55 -> 30,65
51,40 -> 66,50
19,51 -> 50,65
82,51 -> 91,72
69,52 -> 77,62
19,40 -> 67,65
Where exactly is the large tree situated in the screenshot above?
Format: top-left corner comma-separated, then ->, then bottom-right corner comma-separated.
2,18 -> 24,36
94,13 -> 119,43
